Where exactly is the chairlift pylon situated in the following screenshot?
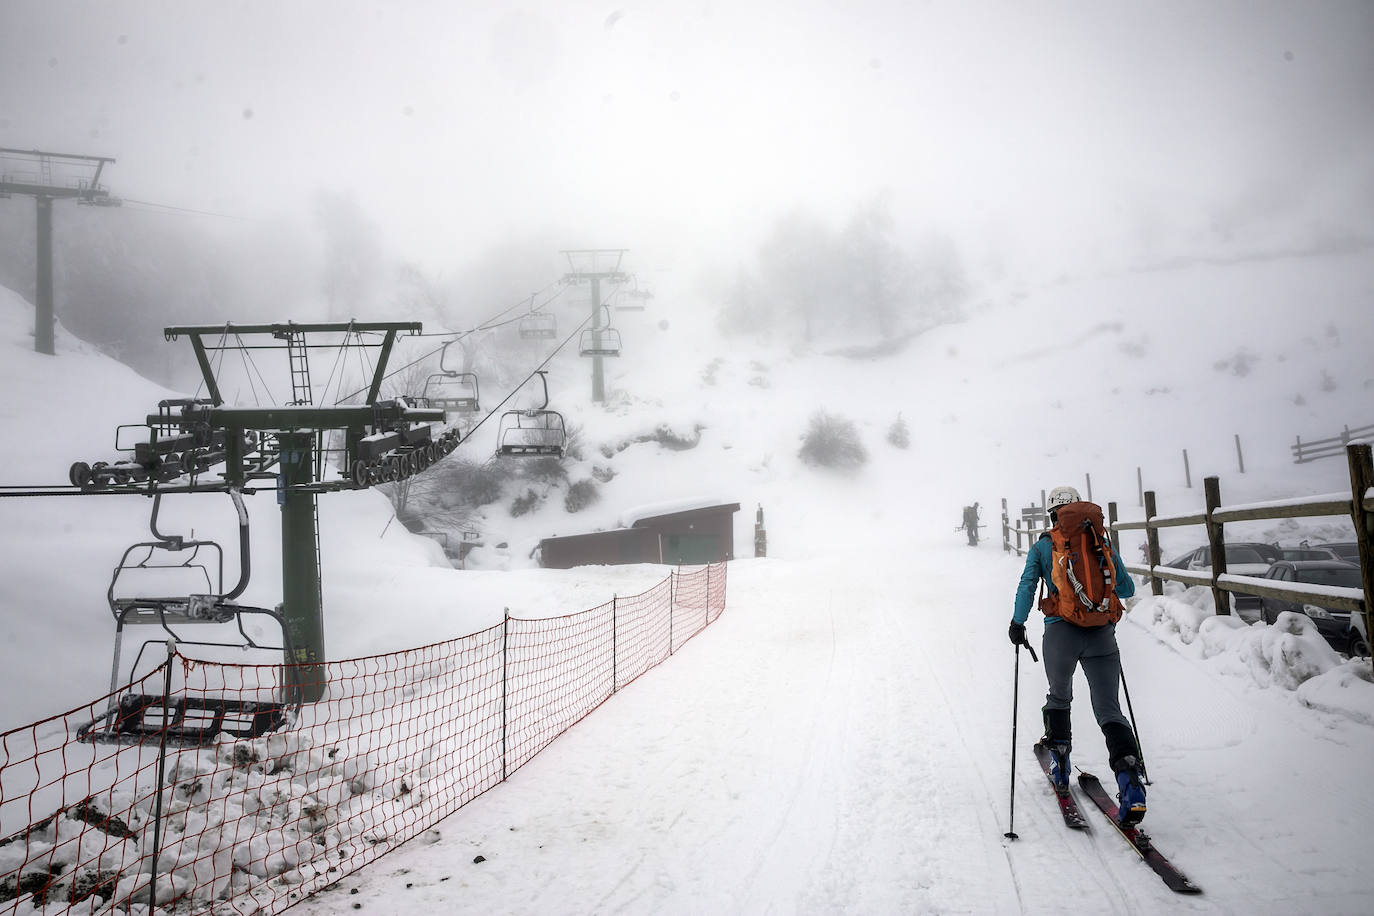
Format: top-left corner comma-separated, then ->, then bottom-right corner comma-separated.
495,370 -> 567,458
78,489 -> 297,746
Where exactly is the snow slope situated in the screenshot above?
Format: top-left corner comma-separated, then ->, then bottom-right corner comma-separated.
1,242 -> 1373,913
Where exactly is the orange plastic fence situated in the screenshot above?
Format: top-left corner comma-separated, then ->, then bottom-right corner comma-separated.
0,563 -> 725,914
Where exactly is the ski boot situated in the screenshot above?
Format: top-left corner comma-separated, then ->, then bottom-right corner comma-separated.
1114,756 -> 1147,827
1044,740 -> 1071,794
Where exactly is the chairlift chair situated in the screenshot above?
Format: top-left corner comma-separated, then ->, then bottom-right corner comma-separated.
421,343 -> 481,414
422,371 -> 480,414
578,327 -> 622,358
519,311 -> 558,340
494,370 -> 567,458
578,308 -> 622,357
616,289 -> 652,312
78,490 -> 297,746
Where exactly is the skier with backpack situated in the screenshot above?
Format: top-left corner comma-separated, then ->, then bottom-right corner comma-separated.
960,502 -> 981,546
1006,485 -> 1148,826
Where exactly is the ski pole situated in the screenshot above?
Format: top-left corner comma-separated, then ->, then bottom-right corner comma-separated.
1005,641 -> 1023,840
1120,663 -> 1149,784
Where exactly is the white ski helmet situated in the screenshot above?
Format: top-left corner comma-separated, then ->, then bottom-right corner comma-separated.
1047,485 -> 1081,511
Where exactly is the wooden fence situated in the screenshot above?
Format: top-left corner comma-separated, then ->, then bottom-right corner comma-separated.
1292,423 -> 1374,463
1003,443 -> 1374,650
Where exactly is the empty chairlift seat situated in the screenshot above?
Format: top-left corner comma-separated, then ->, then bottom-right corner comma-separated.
519,312 -> 558,339
578,326 -> 622,358
423,371 -> 480,414
495,409 -> 567,458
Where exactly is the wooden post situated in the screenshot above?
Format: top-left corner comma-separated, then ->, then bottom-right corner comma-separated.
1204,476 -> 1229,615
1235,434 -> 1245,474
1144,490 -> 1163,596
1107,501 -> 1121,554
1183,449 -> 1192,488
1137,466 -> 1144,507
1346,443 -> 1374,655
1085,473 -> 1093,503
1001,498 -> 1010,554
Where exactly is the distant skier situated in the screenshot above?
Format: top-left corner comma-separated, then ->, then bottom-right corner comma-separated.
960,502 -> 981,546
1006,485 -> 1147,826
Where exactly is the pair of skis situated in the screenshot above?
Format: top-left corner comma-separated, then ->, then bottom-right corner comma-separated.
1032,742 -> 1201,895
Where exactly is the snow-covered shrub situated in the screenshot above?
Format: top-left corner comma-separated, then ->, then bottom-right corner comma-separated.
564,479 -> 600,513
886,413 -> 910,449
799,411 -> 868,472
516,457 -> 568,486
510,488 -> 541,517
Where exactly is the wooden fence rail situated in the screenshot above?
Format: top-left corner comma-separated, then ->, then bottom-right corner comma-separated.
1292,423 -> 1374,464
1004,443 -> 1374,652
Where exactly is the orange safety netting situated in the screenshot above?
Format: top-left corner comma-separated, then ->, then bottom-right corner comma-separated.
0,563 -> 725,914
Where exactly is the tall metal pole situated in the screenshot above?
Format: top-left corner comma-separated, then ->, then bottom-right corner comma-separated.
35,196 -> 54,355
591,277 -> 604,402
279,431 -> 326,701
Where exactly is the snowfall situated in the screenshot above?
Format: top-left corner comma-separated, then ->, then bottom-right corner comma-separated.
2,243 -> 1374,915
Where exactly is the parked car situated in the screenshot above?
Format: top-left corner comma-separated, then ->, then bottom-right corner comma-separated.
1313,542 -> 1361,564
1160,542 -> 1281,617
1162,542 -> 1281,573
1259,560 -> 1364,653
1279,546 -> 1344,562
1348,608 -> 1370,657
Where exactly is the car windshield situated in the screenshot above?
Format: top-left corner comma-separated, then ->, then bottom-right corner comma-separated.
1296,567 -> 1363,589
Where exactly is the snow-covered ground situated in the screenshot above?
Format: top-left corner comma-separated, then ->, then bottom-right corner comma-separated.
2,242 -> 1374,913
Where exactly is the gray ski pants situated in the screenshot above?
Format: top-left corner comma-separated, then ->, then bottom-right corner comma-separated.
1042,621 -> 1129,730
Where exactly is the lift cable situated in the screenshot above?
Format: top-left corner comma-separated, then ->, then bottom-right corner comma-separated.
332,282 -> 568,405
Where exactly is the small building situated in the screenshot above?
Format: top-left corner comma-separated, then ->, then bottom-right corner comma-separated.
538,500 -> 741,569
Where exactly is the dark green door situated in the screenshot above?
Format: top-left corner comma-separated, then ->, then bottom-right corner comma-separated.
664,533 -> 719,564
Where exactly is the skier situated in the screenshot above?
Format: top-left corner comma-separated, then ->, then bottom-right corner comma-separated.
960,502 -> 981,546
1007,485 -> 1148,826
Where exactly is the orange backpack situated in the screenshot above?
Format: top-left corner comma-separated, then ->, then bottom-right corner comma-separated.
1038,501 -> 1124,627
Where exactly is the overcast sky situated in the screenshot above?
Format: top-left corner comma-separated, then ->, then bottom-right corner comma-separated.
3,1 -> 1371,277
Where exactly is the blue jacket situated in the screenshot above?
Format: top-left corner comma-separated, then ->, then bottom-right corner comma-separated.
1013,534 -> 1135,625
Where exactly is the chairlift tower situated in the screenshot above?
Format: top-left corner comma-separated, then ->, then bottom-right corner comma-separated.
0,148 -> 119,355
70,322 -> 454,704
561,249 -> 627,402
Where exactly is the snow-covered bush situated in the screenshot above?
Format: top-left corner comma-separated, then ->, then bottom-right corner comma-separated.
799,411 -> 868,472
564,479 -> 600,513
510,488 -> 541,517
886,413 -> 910,449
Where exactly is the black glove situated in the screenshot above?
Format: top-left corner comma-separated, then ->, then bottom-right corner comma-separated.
1008,621 -> 1026,646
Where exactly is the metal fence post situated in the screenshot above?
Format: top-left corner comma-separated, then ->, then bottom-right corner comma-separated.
1144,490 -> 1163,597
1235,434 -> 1245,474
1137,466 -> 1144,507
501,607 -> 509,781
611,595 -> 619,694
1183,449 -> 1192,488
150,639 -> 176,912
1346,443 -> 1374,654
1204,476 -> 1229,615
1086,473 -> 1093,503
